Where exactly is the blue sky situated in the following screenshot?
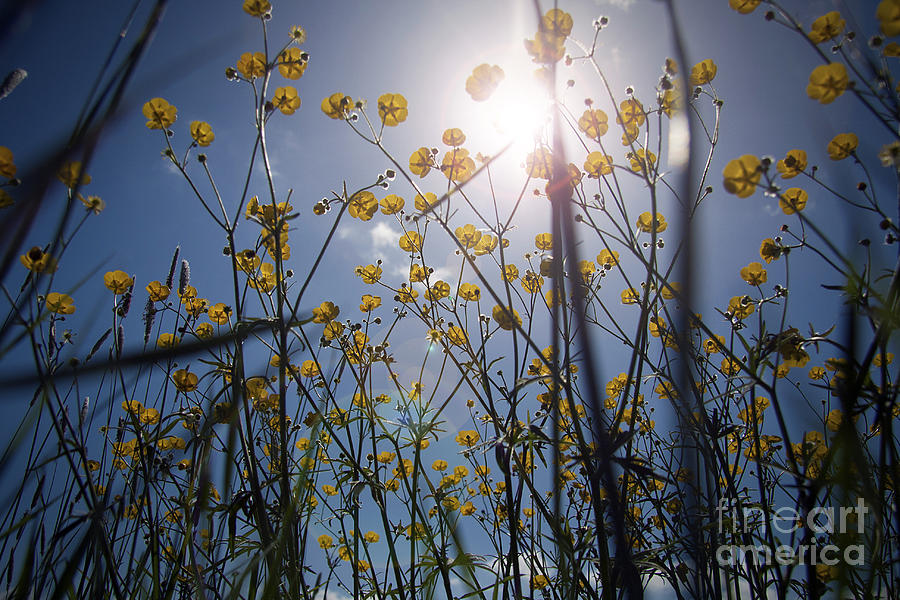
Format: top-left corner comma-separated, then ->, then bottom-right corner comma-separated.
1,0 -> 897,597
2,0 -> 885,326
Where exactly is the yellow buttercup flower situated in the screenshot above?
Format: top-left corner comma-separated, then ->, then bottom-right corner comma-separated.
399,231 -> 423,253
426,280 -> 450,301
808,366 -> 826,380
597,249 -> 619,268
521,272 -> 544,293
408,147 -> 432,178
878,0 -> 900,37
629,149 -> 656,174
441,148 -> 475,182
759,238 -> 781,263
157,333 -> 180,348
689,59 -> 717,86
541,8 -> 572,37
146,280 -> 170,302
660,281 -> 680,299
779,187 -> 808,214
347,190 -> 377,221
20,247 -> 57,273
873,352 -> 894,367
178,285 -> 197,300
312,301 -> 339,323
104,270 -> 133,294
474,233 -> 501,255
0,146 -> 16,178
183,297 -> 207,319
45,292 -> 75,314
722,155 -> 761,198
776,149 -> 806,179
142,98 -> 176,130
721,357 -> 741,376
621,122 -> 640,146
277,48 -> 307,79
578,260 -> 596,282
236,52 -> 266,79
465,64 -> 504,101
379,194 -> 404,214
806,63 -> 848,104
808,11 -> 845,44
455,430 -> 480,447
57,161 -> 91,188
728,295 -> 755,320
446,325 -> 468,346
458,283 -> 480,302
321,92 -> 352,119
441,128 -> 466,147
172,369 -> 198,393
578,109 -> 608,141
300,360 -> 320,378
739,262 -> 767,285
185,121 -> 214,148
492,305 -> 522,331
271,86 -> 301,116
826,133 -> 857,160
729,0 -> 760,14
320,321 -> 342,341
525,147 -> 552,179
242,0 -> 271,17
524,30 -> 565,65
704,336 -> 725,354
621,287 -> 639,305
636,211 -> 667,233
455,224 -> 482,248
409,263 -> 426,283
659,88 -> 681,117
377,93 -> 408,127
359,294 -> 381,312
617,98 -> 645,128
355,264 -> 382,284
363,531 -> 379,544
207,302 -> 232,324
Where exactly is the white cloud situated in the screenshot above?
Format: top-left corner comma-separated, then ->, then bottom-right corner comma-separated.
253,153 -> 279,179
645,574 -> 676,599
390,263 -> 410,279
610,46 -> 622,67
762,201 -> 782,217
313,589 -> 352,600
595,0 -> 636,9
389,264 -> 455,286
370,221 -> 400,250
429,266 -> 455,284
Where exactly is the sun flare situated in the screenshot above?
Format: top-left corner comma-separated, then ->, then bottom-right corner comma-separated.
468,58 -> 554,158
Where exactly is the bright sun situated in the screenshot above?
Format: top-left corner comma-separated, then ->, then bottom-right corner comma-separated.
467,57 -> 554,160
